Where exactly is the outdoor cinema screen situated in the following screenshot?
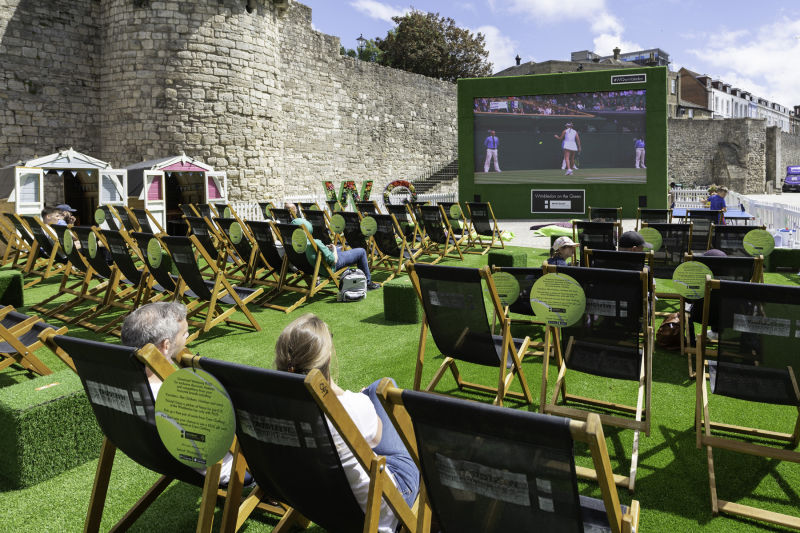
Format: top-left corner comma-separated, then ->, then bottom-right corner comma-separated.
473,89 -> 647,185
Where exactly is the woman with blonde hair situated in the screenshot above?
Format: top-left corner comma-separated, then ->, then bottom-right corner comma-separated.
274,313 -> 418,533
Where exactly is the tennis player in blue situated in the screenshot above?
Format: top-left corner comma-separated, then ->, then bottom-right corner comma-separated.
483,130 -> 501,172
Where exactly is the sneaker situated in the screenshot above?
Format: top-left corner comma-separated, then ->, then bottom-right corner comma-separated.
572,165 -> 578,170
367,281 -> 381,291
565,169 -> 573,175
706,330 -> 718,341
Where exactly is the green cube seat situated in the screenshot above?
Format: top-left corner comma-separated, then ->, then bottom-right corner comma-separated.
0,269 -> 24,307
487,249 -> 527,268
383,277 -> 422,323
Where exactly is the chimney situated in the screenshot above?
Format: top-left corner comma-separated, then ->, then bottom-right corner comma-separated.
613,47 -> 620,60
515,54 -> 521,66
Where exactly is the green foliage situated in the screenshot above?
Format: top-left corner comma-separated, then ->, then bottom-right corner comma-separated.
340,38 -> 383,63
376,10 -> 492,82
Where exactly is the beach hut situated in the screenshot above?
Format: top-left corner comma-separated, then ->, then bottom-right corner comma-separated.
0,148 -> 127,224
125,154 -> 227,233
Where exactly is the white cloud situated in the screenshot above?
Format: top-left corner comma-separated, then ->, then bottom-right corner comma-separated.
349,0 -> 409,23
475,25 -> 518,73
592,33 -> 642,57
688,17 -> 800,107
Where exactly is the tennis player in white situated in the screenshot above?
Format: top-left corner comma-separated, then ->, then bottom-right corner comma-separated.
554,122 -> 581,175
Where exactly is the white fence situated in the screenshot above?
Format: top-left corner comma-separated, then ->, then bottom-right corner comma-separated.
672,188 -> 711,209
736,195 -> 800,230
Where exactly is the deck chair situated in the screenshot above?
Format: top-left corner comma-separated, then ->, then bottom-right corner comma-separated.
114,206 -> 135,232
0,306 -> 67,376
214,217 -> 259,283
584,249 -> 655,325
695,279 -> 800,529
408,263 -> 533,406
437,201 -> 470,247
378,382 -> 641,533
160,235 -> 262,341
588,206 -> 622,223
385,203 -> 420,243
302,208 -> 333,245
465,201 -> 504,254
681,254 -> 764,378
265,222 -> 346,313
636,208 -> 671,229
417,205 -> 464,263
0,214 -> 29,268
641,221 -> 692,283
356,200 -> 380,216
370,214 -> 421,282
572,221 -> 620,266
244,220 -> 288,292
268,207 -> 295,225
184,215 -> 224,260
130,232 -> 194,303
4,213 -> 37,273
40,333 -> 232,533
182,356 -> 420,533
686,210 -> 721,253
541,264 -> 653,491
97,205 -> 122,231
257,201 -> 275,220
489,266 -> 547,357
709,224 -> 765,257
131,207 -> 166,234
340,211 -> 373,253
20,215 -> 69,286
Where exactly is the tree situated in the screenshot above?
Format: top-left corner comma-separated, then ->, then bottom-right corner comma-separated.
340,38 -> 383,63
376,10 -> 492,82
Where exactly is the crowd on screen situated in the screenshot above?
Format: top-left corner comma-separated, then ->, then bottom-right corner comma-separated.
474,90 -> 646,116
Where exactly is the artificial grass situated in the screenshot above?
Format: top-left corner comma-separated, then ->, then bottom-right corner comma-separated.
0,269 -> 23,307
1,244 -> 799,532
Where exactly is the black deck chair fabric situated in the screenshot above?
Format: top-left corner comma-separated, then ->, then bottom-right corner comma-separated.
184,216 -> 219,258
257,202 -> 274,220
132,209 -> 155,233
179,204 -> 196,218
687,210 -> 721,252
302,209 -> 333,245
465,202 -> 496,236
72,226 -> 114,279
637,208 -> 670,227
642,222 -> 691,279
371,214 -> 413,259
573,221 -> 617,265
493,267 -> 545,317
195,204 -> 214,219
273,223 -> 319,275
195,358 -> 367,532
340,211 -> 370,251
418,206 -> 461,256
0,307 -> 66,375
690,255 -> 759,282
215,217 -> 256,266
50,224 -> 86,272
709,224 -> 763,257
356,201 -> 379,215
99,206 -> 121,230
5,212 -> 35,248
131,232 -> 187,296
269,208 -> 295,225
21,216 -> 66,262
588,207 -> 621,222
398,389 -> 634,533
385,204 -> 416,240
116,207 -> 134,232
101,230 -> 145,287
585,249 -> 647,272
51,334 -> 206,484
246,221 -> 285,276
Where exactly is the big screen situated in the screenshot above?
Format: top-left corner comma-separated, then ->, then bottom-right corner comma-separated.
474,90 -> 647,185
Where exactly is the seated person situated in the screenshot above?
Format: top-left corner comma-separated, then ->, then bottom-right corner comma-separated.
274,313 -> 419,532
55,203 -> 78,225
291,218 -> 380,290
547,236 -> 578,266
41,206 -> 64,226
618,230 -> 651,252
283,202 -> 297,218
120,302 -> 245,487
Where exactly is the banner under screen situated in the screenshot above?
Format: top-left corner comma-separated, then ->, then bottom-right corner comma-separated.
473,90 -> 647,185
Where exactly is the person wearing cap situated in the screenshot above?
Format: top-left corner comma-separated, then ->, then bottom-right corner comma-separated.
547,236 -> 579,266
482,130 -> 501,173
55,203 -> 77,226
618,231 -> 651,252
554,122 -> 580,176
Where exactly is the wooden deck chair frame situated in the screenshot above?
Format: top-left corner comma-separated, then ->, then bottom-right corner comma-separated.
179,354 -> 419,533
19,214 -> 69,287
3,212 -> 36,269
0,214 -> 26,267
301,208 -> 334,246
261,222 -> 347,313
680,253 -> 764,379
408,262 -> 532,406
214,216 -> 261,284
584,248 -> 656,326
129,207 -> 166,234
370,213 -> 422,282
588,206 -> 623,223
385,203 -> 422,246
695,278 -> 800,529
161,234 -> 263,342
489,265 -> 548,359
415,205 -> 464,264
642,222 -> 693,309
0,306 -> 67,376
436,201 -> 471,249
378,381 -> 640,533
709,223 -> 766,257
355,200 -> 380,216
541,264 -> 653,491
39,332 -> 272,533
636,208 -> 671,230
572,220 -> 621,266
243,220 -> 294,296
465,201 -> 504,254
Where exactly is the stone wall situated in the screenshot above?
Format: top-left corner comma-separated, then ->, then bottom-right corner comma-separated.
0,0 -> 100,164
779,131 -> 800,175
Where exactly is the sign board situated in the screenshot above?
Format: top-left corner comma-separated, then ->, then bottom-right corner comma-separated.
611,74 -> 647,84
531,190 -> 585,214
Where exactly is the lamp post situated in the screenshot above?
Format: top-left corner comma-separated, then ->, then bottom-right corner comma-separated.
356,33 -> 366,56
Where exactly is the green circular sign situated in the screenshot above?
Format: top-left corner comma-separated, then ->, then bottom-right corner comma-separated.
639,227 -> 663,252
88,232 -> 98,258
262,205 -> 271,218
292,227 -> 308,253
330,214 -> 346,234
223,207 -> 232,218
229,222 -> 243,244
743,229 -> 775,257
310,204 -> 320,210
62,230 -> 73,255
360,216 -> 377,237
672,261 -> 713,300
94,208 -> 106,225
155,368 -> 236,469
449,204 -> 462,220
492,272 -> 520,306
334,202 -> 343,213
530,273 -> 586,327
147,238 -> 163,268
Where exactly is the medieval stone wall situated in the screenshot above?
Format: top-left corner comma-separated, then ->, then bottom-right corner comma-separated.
779,131 -> 800,176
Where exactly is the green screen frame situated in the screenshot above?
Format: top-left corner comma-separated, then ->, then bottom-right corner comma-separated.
458,66 -> 668,218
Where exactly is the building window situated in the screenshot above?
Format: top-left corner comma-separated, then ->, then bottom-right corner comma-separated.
688,109 -> 694,118
670,79 -> 676,94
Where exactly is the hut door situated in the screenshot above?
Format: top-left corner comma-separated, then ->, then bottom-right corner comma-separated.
14,167 -> 44,215
99,169 -> 128,208
143,170 -> 166,230
204,171 -> 227,208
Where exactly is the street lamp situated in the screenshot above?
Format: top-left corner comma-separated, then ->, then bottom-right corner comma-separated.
356,33 -> 366,54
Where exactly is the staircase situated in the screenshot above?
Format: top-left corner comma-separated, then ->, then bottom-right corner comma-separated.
413,159 -> 458,194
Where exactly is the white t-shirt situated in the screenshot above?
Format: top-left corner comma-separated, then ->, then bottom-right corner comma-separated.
327,390 -> 399,533
150,381 -> 235,485
563,128 -> 578,151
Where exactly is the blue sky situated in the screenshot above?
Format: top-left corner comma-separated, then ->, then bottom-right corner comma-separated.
300,0 -> 800,109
